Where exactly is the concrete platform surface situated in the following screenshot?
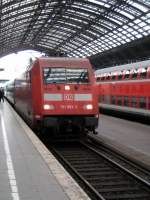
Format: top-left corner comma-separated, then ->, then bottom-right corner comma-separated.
94,114 -> 150,170
0,101 -> 90,200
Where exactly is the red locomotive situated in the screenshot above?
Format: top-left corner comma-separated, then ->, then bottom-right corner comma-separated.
95,59 -> 150,120
6,57 -> 99,137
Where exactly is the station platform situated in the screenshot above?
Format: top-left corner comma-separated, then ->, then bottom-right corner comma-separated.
94,114 -> 150,170
0,101 -> 90,200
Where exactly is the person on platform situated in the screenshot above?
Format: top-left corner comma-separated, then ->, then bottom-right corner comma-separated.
0,88 -> 4,102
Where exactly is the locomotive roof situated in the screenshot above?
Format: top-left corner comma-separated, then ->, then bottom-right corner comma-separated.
37,57 -> 89,62
37,57 -> 91,66
95,59 -> 150,75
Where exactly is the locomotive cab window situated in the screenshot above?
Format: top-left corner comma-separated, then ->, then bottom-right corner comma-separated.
43,67 -> 89,84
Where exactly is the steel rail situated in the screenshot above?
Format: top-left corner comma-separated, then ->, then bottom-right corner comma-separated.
49,141 -> 150,200
81,141 -> 150,188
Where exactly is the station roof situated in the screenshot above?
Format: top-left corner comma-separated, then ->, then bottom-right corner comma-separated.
0,0 -> 150,68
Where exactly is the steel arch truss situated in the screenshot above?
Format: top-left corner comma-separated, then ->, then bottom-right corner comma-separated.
0,0 -> 149,58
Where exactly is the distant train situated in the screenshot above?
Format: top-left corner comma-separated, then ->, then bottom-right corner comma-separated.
95,59 -> 150,121
6,57 -> 99,137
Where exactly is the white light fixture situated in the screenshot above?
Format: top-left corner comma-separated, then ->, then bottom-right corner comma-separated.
85,104 -> 93,110
65,85 -> 70,90
43,104 -> 55,110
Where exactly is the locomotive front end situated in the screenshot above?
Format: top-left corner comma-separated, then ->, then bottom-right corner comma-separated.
40,58 -> 99,135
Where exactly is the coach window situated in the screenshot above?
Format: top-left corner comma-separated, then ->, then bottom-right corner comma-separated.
111,96 -> 116,104
131,96 -> 137,107
125,71 -> 130,80
147,67 -> 150,78
26,71 -> 31,84
106,73 -> 110,81
118,71 -> 122,80
149,97 -> 150,110
108,75 -> 111,81
101,76 -> 105,81
29,72 -> 32,83
132,69 -> 138,79
117,96 -> 122,106
103,95 -> 105,103
101,74 -> 105,81
96,77 -> 100,82
111,73 -> 116,81
139,97 -> 146,109
105,95 -> 110,104
103,74 -> 107,81
124,96 -> 128,106
140,68 -> 147,79
105,74 -> 108,81
99,95 -> 103,103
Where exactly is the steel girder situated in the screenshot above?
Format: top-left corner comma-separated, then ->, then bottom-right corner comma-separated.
0,0 -> 149,63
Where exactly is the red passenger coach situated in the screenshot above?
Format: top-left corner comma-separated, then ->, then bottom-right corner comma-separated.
6,57 -> 99,137
95,60 -> 150,121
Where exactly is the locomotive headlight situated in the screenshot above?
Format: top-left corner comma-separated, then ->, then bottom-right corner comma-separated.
43,104 -> 55,110
65,85 -> 70,90
85,104 -> 93,110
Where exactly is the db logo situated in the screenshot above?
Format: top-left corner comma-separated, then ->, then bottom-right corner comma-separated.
64,94 -> 74,101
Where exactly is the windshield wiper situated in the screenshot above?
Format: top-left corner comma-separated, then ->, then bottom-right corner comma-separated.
77,71 -> 88,83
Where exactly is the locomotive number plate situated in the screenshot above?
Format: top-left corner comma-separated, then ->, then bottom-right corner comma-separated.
61,105 -> 78,109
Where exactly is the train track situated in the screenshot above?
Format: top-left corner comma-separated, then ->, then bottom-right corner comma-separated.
88,136 -> 150,183
47,138 -> 150,200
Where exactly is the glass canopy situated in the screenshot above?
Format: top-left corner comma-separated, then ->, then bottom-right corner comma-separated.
0,0 -> 149,58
